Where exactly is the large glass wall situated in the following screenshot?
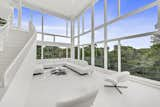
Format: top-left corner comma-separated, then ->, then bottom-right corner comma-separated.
18,0 -> 159,81
121,36 -> 160,81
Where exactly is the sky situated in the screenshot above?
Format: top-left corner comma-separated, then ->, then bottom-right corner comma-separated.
13,0 -> 157,49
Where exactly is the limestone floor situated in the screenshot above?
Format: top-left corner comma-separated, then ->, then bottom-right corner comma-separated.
25,68 -> 160,107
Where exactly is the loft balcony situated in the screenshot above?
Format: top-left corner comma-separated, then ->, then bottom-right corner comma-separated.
0,0 -> 160,107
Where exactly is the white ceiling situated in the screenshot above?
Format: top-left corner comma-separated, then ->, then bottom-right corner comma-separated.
14,0 -> 97,20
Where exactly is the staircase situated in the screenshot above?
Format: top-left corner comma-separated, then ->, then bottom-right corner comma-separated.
0,29 -> 30,86
0,29 -> 30,72
0,1 -> 37,106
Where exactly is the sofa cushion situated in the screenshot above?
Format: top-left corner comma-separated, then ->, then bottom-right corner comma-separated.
65,63 -> 92,75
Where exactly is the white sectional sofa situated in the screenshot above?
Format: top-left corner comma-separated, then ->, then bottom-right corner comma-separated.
36,58 -> 93,75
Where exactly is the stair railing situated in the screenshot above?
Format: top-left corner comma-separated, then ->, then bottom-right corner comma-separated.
2,21 -> 36,87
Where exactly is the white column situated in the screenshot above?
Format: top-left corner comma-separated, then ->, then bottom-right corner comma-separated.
42,15 -> 44,42
91,5 -> 95,66
18,0 -> 22,28
118,0 -> 121,17
118,40 -> 121,72
78,18 -> 80,60
104,0 -> 108,69
82,47 -> 85,60
156,0 -> 160,29
82,14 -> 85,33
30,9 -> 33,23
71,20 -> 75,59
41,45 -> 44,59
66,48 -> 68,58
66,21 -> 68,36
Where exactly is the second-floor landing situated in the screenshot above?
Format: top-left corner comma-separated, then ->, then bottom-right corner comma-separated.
12,0 -> 97,20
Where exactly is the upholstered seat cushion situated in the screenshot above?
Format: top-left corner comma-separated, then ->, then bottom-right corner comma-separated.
65,63 -> 92,75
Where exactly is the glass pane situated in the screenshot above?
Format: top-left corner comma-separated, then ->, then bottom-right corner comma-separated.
108,41 -> 118,71
13,8 -> 18,27
79,16 -> 83,34
32,10 -> 42,32
95,43 -> 104,68
108,7 -> 157,39
74,37 -> 78,46
68,48 -> 71,58
55,37 -> 70,43
80,33 -> 91,45
44,34 -> 54,42
44,14 -> 66,35
121,36 -> 160,81
95,28 -> 104,42
75,47 -> 78,59
43,46 -> 66,59
80,46 -> 83,60
95,0 -> 104,27
74,20 -> 78,36
36,45 -> 41,59
84,45 -> 91,65
84,8 -> 91,31
22,7 -> 31,30
107,0 -> 118,21
67,21 -> 71,36
121,0 -> 156,15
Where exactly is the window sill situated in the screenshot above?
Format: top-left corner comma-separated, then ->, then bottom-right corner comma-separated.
129,75 -> 160,89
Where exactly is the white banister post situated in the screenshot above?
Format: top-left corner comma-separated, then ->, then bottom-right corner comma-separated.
9,11 -> 14,27
118,0 -> 121,17
41,45 -> 44,59
154,0 -> 160,44
155,0 -> 160,29
104,0 -> 108,69
18,0 -> 22,28
78,17 -> 80,60
118,40 -> 121,72
42,15 -> 44,42
66,48 -> 68,58
66,21 -> 68,36
91,5 -> 95,66
71,20 -> 75,59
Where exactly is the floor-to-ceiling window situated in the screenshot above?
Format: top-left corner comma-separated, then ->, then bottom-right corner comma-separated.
74,0 -> 160,81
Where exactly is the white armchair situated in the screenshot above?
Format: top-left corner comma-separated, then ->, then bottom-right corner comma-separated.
56,89 -> 99,107
104,71 -> 130,94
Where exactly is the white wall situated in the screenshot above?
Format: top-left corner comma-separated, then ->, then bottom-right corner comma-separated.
0,42 -> 36,107
0,0 -> 13,20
